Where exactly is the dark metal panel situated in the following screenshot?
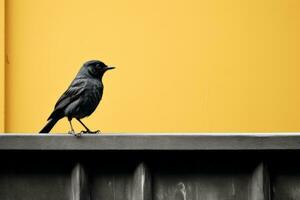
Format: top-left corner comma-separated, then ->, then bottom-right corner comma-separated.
269,154 -> 300,200
151,154 -> 255,200
0,134 -> 300,199
0,163 -> 71,200
153,172 -> 251,200
87,158 -> 134,200
272,174 -> 300,200
90,173 -> 132,200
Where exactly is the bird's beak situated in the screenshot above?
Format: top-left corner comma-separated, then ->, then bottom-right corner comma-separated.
105,66 -> 115,71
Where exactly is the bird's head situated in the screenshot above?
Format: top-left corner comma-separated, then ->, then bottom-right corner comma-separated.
79,60 -> 115,79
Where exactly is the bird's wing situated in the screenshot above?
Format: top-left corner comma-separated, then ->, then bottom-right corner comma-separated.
47,78 -> 87,120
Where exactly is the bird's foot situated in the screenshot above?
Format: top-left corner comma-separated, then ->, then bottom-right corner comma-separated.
68,130 -> 82,137
74,132 -> 82,137
80,130 -> 101,134
91,130 -> 101,134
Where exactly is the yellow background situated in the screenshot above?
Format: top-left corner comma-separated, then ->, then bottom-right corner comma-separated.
2,0 -> 300,133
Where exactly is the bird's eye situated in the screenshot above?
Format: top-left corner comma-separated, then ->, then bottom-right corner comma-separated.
89,66 -> 97,74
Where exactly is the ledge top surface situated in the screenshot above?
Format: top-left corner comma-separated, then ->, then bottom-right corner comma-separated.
1,133 -> 300,150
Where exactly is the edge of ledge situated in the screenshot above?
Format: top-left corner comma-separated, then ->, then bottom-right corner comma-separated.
1,133 -> 300,150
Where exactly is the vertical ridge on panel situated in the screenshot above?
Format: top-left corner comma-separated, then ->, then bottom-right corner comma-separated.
132,162 -> 152,200
71,163 -> 91,200
250,162 -> 270,200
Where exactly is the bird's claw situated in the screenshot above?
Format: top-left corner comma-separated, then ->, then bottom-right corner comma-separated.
80,130 -> 101,134
93,130 -> 101,134
75,132 -> 82,137
68,130 -> 82,137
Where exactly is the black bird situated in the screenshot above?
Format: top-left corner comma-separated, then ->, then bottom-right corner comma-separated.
39,60 -> 114,134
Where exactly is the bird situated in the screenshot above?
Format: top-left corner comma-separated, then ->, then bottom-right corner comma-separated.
39,60 -> 114,134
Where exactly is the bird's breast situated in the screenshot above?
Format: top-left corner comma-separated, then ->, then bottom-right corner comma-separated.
80,80 -> 103,117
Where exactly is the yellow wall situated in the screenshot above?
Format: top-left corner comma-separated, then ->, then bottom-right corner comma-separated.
4,0 -> 300,133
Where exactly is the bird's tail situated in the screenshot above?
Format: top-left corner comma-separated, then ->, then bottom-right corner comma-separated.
39,118 -> 59,133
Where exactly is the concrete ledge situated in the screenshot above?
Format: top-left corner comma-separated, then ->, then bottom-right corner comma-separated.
1,133 -> 300,150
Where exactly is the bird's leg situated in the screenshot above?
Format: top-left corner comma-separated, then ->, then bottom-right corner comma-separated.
68,118 -> 81,136
76,118 -> 101,134
68,119 -> 75,134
